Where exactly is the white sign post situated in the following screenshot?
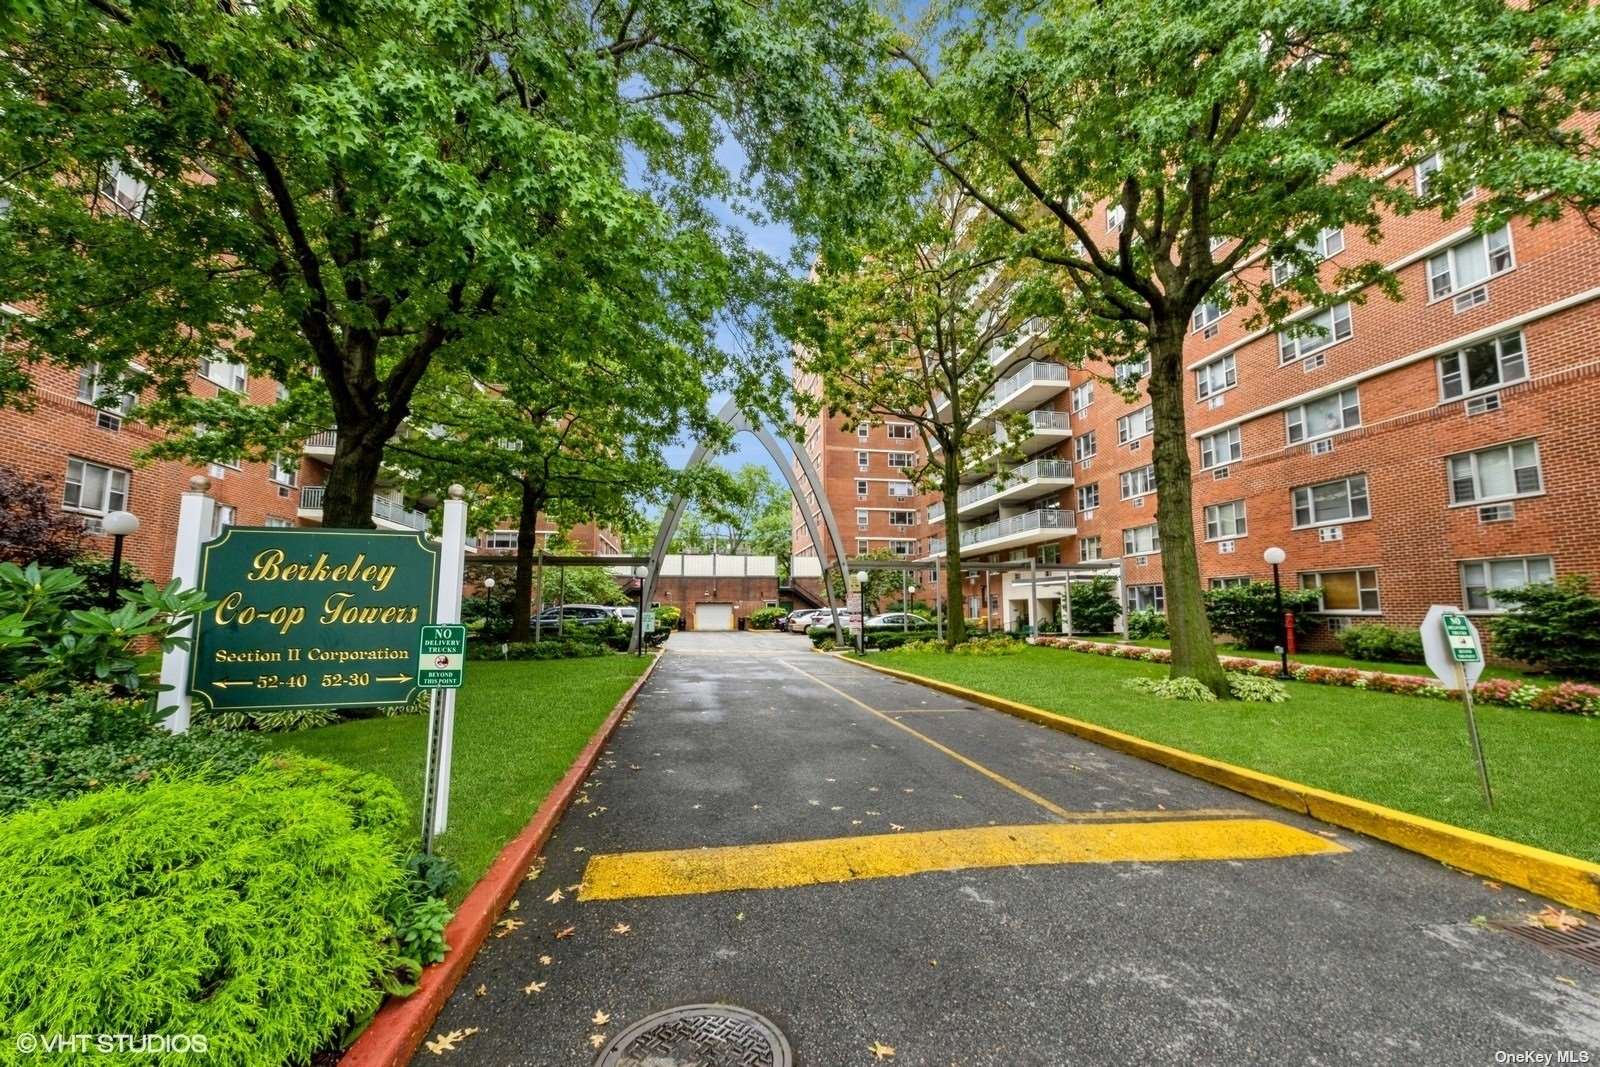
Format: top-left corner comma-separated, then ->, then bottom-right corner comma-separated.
1420,605 -> 1493,808
158,476 -> 217,734
425,485 -> 470,840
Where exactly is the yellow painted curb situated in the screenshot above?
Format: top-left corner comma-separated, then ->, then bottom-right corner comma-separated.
841,654 -> 1600,915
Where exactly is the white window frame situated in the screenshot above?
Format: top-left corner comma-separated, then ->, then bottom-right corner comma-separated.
1194,354 -> 1237,401
1285,386 -> 1361,444
1190,300 -> 1225,334
199,351 -> 248,393
1077,483 -> 1100,511
483,530 -> 520,552
1270,227 -> 1344,285
857,423 -> 870,441
1203,500 -> 1248,541
1117,405 -> 1154,445
98,161 -> 148,218
856,508 -> 869,529
888,451 -> 915,469
1125,584 -> 1166,612
1078,536 -> 1101,563
266,455 -> 298,487
1114,355 -> 1150,385
1209,576 -> 1251,590
1106,204 -> 1125,233
1301,568 -> 1381,614
1198,426 -> 1242,470
888,509 -> 916,527
888,481 -> 914,499
1277,303 -> 1353,365
1427,227 -> 1514,302
1070,382 -> 1094,414
210,504 -> 237,538
1438,331 -> 1527,402
856,450 -> 869,471
887,423 -> 914,440
1118,464 -> 1156,500
1122,523 -> 1161,557
855,479 -> 869,499
1460,556 -> 1555,613
62,457 -> 130,516
1447,439 -> 1542,506
1291,474 -> 1371,528
263,516 -> 294,528
1074,430 -> 1098,462
76,363 -> 137,422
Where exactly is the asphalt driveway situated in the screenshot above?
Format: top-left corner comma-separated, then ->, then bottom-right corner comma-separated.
414,631 -> 1600,1066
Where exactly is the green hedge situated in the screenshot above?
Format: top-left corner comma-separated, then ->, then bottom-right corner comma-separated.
0,754 -> 412,1065
867,628 -> 938,650
749,606 -> 787,630
1337,623 -> 1425,664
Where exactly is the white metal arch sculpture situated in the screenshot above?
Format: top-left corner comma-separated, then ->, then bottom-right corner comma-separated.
636,398 -> 851,647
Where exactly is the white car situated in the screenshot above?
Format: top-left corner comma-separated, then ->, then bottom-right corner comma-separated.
865,612 -> 926,629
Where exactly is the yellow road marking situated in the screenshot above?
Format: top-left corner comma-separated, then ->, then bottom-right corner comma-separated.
878,707 -> 980,714
579,819 -> 1347,901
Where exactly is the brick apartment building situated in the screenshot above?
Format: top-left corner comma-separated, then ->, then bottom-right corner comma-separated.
794,161 -> 1600,643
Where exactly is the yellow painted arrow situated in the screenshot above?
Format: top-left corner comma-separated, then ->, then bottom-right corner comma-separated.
375,674 -> 414,684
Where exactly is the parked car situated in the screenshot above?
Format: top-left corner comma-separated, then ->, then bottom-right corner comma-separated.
864,612 -> 926,630
531,604 -> 616,628
779,609 -> 821,632
613,606 -> 638,624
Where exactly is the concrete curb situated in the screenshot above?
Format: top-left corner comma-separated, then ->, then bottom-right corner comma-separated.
341,652 -> 663,1067
841,654 -> 1600,915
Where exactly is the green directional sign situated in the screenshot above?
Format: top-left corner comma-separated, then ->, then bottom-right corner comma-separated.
417,624 -> 467,689
190,528 -> 438,712
1441,612 -> 1482,663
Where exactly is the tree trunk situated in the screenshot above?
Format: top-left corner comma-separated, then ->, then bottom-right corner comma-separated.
1147,321 -> 1228,696
320,425 -> 386,529
509,480 -> 543,642
941,455 -> 967,647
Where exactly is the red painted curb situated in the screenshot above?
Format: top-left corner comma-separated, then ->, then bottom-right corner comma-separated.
340,652 -> 662,1067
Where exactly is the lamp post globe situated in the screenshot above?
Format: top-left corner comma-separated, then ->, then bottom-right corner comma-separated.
1263,546 -> 1290,679
101,510 -> 140,607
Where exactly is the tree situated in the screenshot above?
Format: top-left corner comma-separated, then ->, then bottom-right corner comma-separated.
1,0 -> 890,525
795,188 -> 1041,646
0,466 -> 83,566
885,0 -> 1599,690
670,465 -> 790,557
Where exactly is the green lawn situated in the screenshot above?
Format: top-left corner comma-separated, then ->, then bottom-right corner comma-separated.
866,646 -> 1600,863
266,656 -> 650,901
1068,634 -> 1565,683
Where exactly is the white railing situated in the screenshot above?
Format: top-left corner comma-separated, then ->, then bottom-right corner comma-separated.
1025,409 -> 1071,432
960,507 -> 1076,549
989,361 -> 1068,409
299,486 -> 428,531
958,458 -> 1074,511
304,430 -> 338,450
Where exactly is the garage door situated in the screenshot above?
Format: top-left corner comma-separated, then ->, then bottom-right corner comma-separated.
694,603 -> 734,631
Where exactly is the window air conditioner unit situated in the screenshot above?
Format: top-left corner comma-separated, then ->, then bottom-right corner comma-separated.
1454,286 -> 1489,313
1208,394 -> 1225,410
1079,459 -> 1093,471
1203,323 -> 1219,339
1478,503 -> 1515,523
208,463 -> 227,479
1217,540 -> 1235,554
1213,466 -> 1230,480
1128,440 -> 1141,451
1132,495 -> 1145,508
1082,509 -> 1095,521
1309,438 -> 1335,456
1136,555 -> 1149,566
1465,392 -> 1502,416
1302,352 -> 1327,372
1317,525 -> 1344,542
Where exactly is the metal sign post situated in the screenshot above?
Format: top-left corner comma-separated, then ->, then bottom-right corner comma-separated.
1420,605 -> 1493,808
416,624 -> 466,853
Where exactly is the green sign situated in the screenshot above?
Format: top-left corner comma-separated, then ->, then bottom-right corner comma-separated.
642,610 -> 657,635
417,625 -> 467,689
1441,612 -> 1482,664
190,528 -> 438,712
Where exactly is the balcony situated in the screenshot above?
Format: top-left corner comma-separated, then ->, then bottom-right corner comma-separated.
1002,409 -> 1072,455
928,502 -> 945,524
957,458 -> 1075,518
302,430 -> 337,460
962,508 -> 1076,554
985,361 -> 1068,414
298,485 -> 428,531
989,316 -> 1050,371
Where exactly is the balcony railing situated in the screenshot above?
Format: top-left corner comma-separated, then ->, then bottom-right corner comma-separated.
928,502 -> 945,524
299,486 -> 428,531
1023,409 -> 1070,433
960,507 -> 1076,549
304,430 -> 338,451
958,458 -> 1074,513
988,361 -> 1068,410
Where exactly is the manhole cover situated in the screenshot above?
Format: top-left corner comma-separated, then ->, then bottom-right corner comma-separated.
593,1004 -> 792,1067
1491,918 -> 1600,968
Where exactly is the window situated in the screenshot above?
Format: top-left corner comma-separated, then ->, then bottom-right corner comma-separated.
1460,556 -> 1554,612
1302,569 -> 1380,613
1074,431 -> 1098,462
1209,576 -> 1251,590
889,510 -> 915,527
1291,474 -> 1370,527
855,479 -> 869,499
1122,523 -> 1161,556
267,456 -> 298,487
1203,500 -> 1248,540
1078,536 -> 1101,562
199,351 -> 247,392
1194,354 -> 1236,400
1199,426 -> 1242,470
888,481 -> 914,498
887,423 -> 914,440
1114,355 -> 1149,385
98,162 -> 147,218
483,530 -> 519,551
1415,153 -> 1442,199
63,458 -> 130,515
1447,440 -> 1542,505
1039,544 -> 1061,566
1117,406 -> 1154,445
1190,300 -> 1224,334
1071,382 -> 1094,414
1125,584 -> 1165,612
857,423 -> 870,441
210,504 -> 237,538
856,450 -> 869,471
1439,332 -> 1527,401
1270,227 -> 1344,285
263,516 -> 293,528
890,540 -> 917,557
1277,303 -> 1352,365
1106,204 -> 1125,233
75,364 -> 136,427
1077,483 -> 1100,511
1286,386 -> 1361,444
1119,464 -> 1156,500
856,538 -> 869,555
856,509 -> 869,529
888,451 -> 915,469
1428,228 -> 1513,300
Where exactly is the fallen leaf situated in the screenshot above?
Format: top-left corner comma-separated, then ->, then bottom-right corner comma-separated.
1470,915 -> 1491,929
495,918 -> 524,938
611,923 -> 631,935
555,925 -> 576,939
866,810 -> 881,816
506,899 -> 521,912
735,912 -> 745,921
592,1010 -> 611,1026
1555,976 -> 1577,987
523,980 -> 547,995
831,805 -> 843,811
525,861 -> 545,882
545,888 -> 565,904
1530,907 -> 1585,933
573,846 -> 587,853
1316,830 -> 1338,839
589,1034 -> 607,1049
539,954 -> 554,966
566,883 -> 585,892
869,1040 -> 896,1060
851,820 -> 862,826
903,788 -> 914,794
425,1028 -> 480,1055
751,804 -> 762,810
890,824 -> 906,832
1482,880 -> 1503,891
952,794 -> 964,800
868,786 -> 880,793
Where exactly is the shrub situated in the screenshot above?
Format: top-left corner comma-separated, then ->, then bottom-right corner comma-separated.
749,606 -> 787,630
1125,609 -> 1168,640
62,553 -> 149,612
1471,678 -> 1539,708
1065,575 -> 1120,633
867,629 -> 938,651
1203,581 -> 1322,650
952,635 -> 1025,656
1489,577 -> 1600,676
0,684 -> 261,815
1364,673 -> 1433,696
0,465 -> 83,566
1338,623 -> 1426,664
1124,676 -> 1218,702
1296,665 -> 1362,687
1226,673 -> 1289,703
653,604 -> 682,630
0,755 -> 411,1065
1529,682 -> 1600,716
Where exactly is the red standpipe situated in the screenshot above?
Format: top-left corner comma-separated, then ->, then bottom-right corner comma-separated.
1284,613 -> 1297,655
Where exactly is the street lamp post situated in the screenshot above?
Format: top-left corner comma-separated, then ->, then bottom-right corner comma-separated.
482,576 -> 496,635
904,584 -> 916,632
633,566 -> 647,656
855,569 -> 868,655
1263,546 -> 1290,679
101,510 -> 140,607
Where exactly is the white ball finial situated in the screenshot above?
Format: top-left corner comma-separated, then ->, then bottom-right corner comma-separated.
448,484 -> 466,500
1263,546 -> 1287,566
